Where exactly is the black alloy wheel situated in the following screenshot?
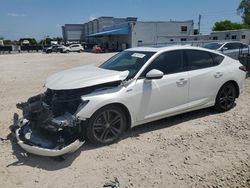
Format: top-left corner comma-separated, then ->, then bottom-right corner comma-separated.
87,105 -> 126,145
214,83 -> 236,112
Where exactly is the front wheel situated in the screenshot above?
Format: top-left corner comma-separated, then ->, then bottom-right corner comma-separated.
86,105 -> 127,145
214,83 -> 236,112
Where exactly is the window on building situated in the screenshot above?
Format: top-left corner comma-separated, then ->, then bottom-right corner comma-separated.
226,34 -> 230,38
184,50 -> 214,70
170,39 -> 174,42
181,38 -> 187,41
231,35 -> 237,40
181,26 -> 188,32
213,36 -> 218,40
242,35 -> 246,39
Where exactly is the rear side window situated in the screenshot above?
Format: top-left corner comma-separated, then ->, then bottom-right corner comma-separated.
185,50 -> 213,70
224,43 -> 242,50
242,44 -> 248,48
143,50 -> 184,75
210,53 -> 224,65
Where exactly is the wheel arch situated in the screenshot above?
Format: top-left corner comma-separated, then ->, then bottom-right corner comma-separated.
94,103 -> 132,131
221,80 -> 240,98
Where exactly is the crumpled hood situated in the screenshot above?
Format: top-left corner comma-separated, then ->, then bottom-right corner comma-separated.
45,65 -> 129,90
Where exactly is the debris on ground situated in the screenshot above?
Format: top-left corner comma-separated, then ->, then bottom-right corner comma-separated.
103,177 -> 120,188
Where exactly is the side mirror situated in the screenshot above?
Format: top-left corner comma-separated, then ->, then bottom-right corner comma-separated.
145,69 -> 164,80
221,47 -> 228,51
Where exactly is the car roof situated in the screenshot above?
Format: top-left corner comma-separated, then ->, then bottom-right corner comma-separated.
206,41 -> 246,45
125,45 -> 221,53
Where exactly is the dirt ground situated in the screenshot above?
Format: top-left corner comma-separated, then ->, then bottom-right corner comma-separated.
0,52 -> 249,188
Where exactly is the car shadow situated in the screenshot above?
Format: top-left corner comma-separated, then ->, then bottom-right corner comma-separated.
123,107 -> 217,139
7,107 -> 219,171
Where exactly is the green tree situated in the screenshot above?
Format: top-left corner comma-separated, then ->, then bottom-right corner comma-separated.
30,38 -> 37,45
238,0 -> 250,25
212,20 -> 249,31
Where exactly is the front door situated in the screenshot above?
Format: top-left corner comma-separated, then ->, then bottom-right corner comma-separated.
135,50 -> 189,122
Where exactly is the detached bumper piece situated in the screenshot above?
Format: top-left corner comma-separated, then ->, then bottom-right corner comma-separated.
14,118 -> 84,157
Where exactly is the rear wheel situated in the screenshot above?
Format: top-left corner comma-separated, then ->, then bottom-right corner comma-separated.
214,83 -> 236,112
86,105 -> 126,145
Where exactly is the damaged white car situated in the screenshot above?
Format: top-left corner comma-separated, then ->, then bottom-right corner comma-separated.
14,46 -> 246,156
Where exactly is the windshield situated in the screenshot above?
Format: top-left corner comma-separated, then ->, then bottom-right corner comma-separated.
203,43 -> 223,50
99,51 -> 155,79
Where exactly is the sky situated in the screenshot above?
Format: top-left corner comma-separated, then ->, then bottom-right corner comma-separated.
0,0 -> 242,41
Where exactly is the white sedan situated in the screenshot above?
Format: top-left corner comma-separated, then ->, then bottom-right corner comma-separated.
203,41 -> 249,60
14,45 -> 246,156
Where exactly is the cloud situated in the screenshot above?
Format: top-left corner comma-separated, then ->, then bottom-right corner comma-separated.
7,13 -> 27,17
89,16 -> 97,21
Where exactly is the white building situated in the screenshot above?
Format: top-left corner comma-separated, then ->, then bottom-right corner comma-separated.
62,24 -> 85,42
209,29 -> 250,44
62,17 -> 194,50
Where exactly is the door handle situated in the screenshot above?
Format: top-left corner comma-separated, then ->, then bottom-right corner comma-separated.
214,72 -> 223,78
176,78 -> 188,85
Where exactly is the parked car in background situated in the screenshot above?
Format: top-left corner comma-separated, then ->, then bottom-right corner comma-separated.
67,44 -> 84,52
57,45 -> 70,53
203,41 -> 249,60
43,44 -> 62,53
14,45 -> 246,156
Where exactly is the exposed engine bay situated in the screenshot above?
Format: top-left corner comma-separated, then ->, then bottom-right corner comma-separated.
14,81 -> 121,156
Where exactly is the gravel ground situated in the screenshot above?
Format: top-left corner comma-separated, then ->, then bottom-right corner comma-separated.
0,52 -> 249,188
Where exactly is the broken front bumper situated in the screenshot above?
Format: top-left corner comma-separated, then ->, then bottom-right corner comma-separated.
14,117 -> 84,157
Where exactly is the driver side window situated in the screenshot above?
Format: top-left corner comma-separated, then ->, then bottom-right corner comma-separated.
142,50 -> 184,76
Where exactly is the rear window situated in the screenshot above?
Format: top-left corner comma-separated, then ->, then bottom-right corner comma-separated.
210,53 -> 224,65
185,50 -> 214,70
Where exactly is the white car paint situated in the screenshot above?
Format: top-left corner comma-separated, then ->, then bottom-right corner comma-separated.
67,46 -> 245,127
59,44 -> 84,53
68,44 -> 84,52
16,45 -> 246,156
203,41 -> 249,60
46,65 -> 129,90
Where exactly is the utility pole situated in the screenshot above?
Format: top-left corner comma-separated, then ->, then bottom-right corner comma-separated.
198,14 -> 201,35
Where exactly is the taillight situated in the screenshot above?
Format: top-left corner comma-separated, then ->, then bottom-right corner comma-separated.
239,65 -> 247,72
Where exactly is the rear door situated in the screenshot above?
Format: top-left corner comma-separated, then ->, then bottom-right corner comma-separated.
184,50 -> 225,108
223,42 -> 242,59
70,45 -> 78,52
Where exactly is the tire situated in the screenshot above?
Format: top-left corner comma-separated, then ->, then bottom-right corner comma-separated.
214,82 -> 237,112
86,105 -> 127,146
